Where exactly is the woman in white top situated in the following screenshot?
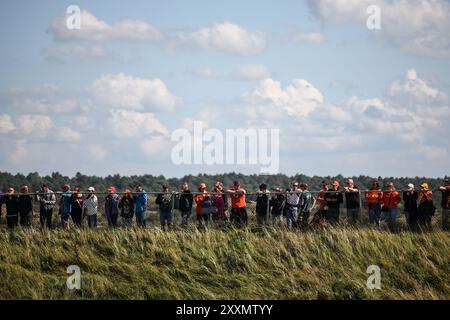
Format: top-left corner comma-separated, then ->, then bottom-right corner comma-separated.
83,187 -> 98,228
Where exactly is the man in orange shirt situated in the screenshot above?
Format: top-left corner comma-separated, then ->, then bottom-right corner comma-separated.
195,183 -> 210,228
226,180 -> 247,226
381,182 -> 401,230
365,180 -> 383,226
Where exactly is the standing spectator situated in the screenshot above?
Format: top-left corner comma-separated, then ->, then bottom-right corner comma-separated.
417,183 -> 435,228
83,187 -> 98,228
4,187 -> 19,228
155,185 -> 173,231
119,189 -> 135,227
217,181 -> 229,219
179,182 -> 194,227
365,181 -> 383,226
71,188 -> 83,227
325,181 -> 344,224
36,183 -> 56,229
133,184 -> 148,228
226,181 -> 248,226
381,182 -> 401,230
105,186 -> 120,228
255,183 -> 270,225
344,179 -> 360,225
18,185 -> 33,227
402,183 -> 418,228
439,178 -> 450,230
270,187 -> 285,223
212,182 -> 226,221
60,184 -> 73,230
314,181 -> 329,226
285,182 -> 300,229
298,183 -> 316,228
195,183 -> 211,228
0,189 -> 4,221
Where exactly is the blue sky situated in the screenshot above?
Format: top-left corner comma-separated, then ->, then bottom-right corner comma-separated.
0,0 -> 449,178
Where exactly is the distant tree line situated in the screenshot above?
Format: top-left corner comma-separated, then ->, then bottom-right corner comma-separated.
0,171 -> 447,194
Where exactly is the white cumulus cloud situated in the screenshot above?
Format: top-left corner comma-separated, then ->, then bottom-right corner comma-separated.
17,115 -> 53,135
89,73 -> 181,111
0,114 -> 16,133
109,109 -> 169,139
308,0 -> 450,58
244,78 -> 324,117
55,126 -> 81,142
178,22 -> 266,55
0,84 -> 79,114
48,9 -> 163,43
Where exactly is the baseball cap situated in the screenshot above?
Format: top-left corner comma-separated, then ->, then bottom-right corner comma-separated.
88,187 -> 95,192
420,183 -> 429,189
108,186 -> 116,192
407,183 -> 414,190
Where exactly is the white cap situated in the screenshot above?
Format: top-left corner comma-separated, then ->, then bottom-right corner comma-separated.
88,187 -> 95,192
407,183 -> 414,189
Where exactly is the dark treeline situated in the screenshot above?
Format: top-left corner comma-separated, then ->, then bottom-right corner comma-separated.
0,171 -> 447,194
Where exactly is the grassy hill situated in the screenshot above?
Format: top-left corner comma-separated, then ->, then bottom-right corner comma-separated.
0,223 -> 448,299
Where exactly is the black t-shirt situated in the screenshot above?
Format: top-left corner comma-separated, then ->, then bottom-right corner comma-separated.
403,191 -> 418,212
256,192 -> 270,215
325,190 -> 343,209
345,189 -> 360,209
179,191 -> 194,211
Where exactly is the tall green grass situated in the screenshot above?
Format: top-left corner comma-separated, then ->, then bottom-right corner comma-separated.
0,225 -> 448,300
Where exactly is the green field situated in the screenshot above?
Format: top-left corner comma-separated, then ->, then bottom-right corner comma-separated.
0,207 -> 448,300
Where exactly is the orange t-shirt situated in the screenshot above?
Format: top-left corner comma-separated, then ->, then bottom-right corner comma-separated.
231,192 -> 246,209
365,190 -> 383,203
382,191 -> 401,208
